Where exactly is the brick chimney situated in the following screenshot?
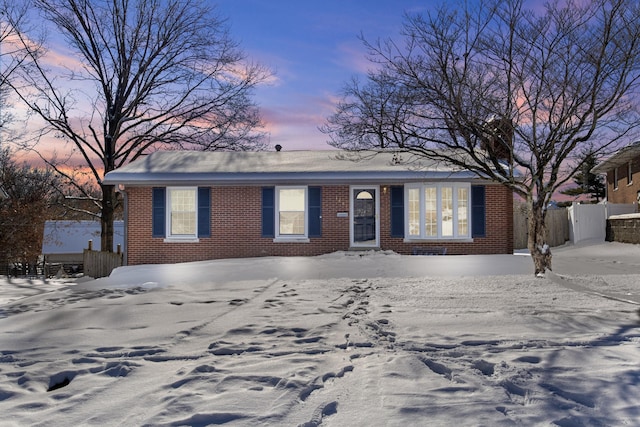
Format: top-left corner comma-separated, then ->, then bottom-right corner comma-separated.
481,116 -> 513,163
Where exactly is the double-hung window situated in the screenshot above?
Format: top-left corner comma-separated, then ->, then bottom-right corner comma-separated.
167,187 -> 197,239
262,186 -> 321,241
406,183 -> 471,239
152,187 -> 210,241
276,187 -> 307,238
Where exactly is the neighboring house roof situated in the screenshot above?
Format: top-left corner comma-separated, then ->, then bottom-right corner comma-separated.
103,150 -> 504,186
42,220 -> 125,255
592,141 -> 640,174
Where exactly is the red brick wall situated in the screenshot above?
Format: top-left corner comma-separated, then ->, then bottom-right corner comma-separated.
124,183 -> 513,265
605,156 -> 640,205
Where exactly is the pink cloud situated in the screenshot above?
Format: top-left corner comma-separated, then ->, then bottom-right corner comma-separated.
335,41 -> 375,75
258,94 -> 338,150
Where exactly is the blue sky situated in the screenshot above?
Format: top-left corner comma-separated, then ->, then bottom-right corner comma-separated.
215,1 -> 436,150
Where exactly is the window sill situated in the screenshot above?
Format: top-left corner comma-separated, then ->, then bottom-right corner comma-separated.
163,237 -> 200,243
273,237 -> 310,243
404,237 -> 473,243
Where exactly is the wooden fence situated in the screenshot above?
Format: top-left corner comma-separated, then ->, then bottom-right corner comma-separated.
83,241 -> 123,278
513,205 -> 570,249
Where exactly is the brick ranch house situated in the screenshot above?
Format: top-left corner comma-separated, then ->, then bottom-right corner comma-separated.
102,150 -> 514,265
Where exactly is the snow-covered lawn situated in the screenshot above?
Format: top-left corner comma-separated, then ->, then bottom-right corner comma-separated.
0,246 -> 639,426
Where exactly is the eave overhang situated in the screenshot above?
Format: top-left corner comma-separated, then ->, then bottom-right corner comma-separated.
592,142 -> 640,174
103,170 -> 485,187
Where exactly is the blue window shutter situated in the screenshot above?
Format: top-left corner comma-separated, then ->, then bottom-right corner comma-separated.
262,187 -> 275,238
308,187 -> 322,237
390,186 -> 404,238
197,187 -> 211,238
471,185 -> 486,238
152,187 -> 166,238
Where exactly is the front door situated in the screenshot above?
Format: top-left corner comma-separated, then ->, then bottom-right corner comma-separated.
351,187 -> 379,247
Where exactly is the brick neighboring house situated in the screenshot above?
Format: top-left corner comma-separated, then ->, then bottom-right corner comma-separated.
593,141 -> 640,206
592,142 -> 640,244
102,150 -> 514,265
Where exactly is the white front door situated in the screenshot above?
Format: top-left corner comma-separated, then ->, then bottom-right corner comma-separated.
350,186 -> 380,248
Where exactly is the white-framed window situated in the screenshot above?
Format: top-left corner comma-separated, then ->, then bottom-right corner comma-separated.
276,186 -> 307,238
405,183 -> 471,240
167,187 -> 198,239
627,161 -> 633,185
614,167 -> 619,190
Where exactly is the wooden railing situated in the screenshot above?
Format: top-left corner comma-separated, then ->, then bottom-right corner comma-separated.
83,240 -> 123,278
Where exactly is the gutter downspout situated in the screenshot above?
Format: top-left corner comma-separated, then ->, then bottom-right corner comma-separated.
116,185 -> 128,266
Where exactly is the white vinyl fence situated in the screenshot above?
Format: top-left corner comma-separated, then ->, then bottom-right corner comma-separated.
568,202 -> 637,244
568,203 -> 606,243
606,203 -> 637,217
514,202 -> 637,249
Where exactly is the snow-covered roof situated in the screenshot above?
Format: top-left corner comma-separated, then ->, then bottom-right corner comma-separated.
102,150 -> 487,186
592,141 -> 640,174
42,220 -> 125,254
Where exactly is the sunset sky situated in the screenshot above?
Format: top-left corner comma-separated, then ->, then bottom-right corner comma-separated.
4,0 -> 549,159
214,0 -> 437,150
3,0 -> 433,165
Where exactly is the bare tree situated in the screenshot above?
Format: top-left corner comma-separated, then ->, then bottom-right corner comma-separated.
323,0 -> 640,275
0,146 -> 60,274
6,0 -> 271,251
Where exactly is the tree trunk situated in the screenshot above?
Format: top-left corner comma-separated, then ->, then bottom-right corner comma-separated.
101,184 -> 115,252
527,197 -> 552,276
